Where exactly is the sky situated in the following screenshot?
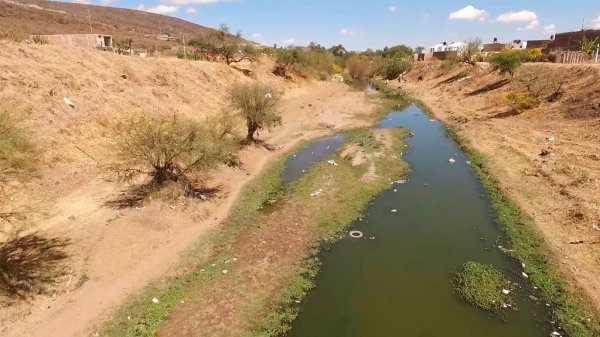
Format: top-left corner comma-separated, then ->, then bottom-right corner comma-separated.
67,0 -> 600,51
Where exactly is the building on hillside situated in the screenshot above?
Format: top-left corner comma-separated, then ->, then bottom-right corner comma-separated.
549,29 -> 600,51
446,41 -> 467,51
157,34 -> 175,41
36,34 -> 113,49
525,39 -> 553,50
429,42 -> 447,53
482,42 -> 505,53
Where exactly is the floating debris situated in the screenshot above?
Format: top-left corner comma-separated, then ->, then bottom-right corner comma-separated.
448,158 -> 456,163
327,160 -> 338,166
522,272 -> 529,278
390,209 -> 398,213
349,230 -> 363,238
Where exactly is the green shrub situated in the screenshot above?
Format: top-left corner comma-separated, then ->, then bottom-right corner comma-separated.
454,261 -> 514,312
272,48 -> 334,79
489,50 -> 522,77
229,82 -> 281,144
374,55 -> 413,80
506,92 -> 538,112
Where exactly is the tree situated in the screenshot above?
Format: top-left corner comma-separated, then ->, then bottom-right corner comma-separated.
374,55 -> 412,80
193,24 -> 258,65
111,114 -> 236,186
459,38 -> 482,65
415,46 -> 425,54
381,45 -> 413,58
329,44 -> 347,57
579,36 -> 599,57
229,82 -> 281,144
346,55 -> 371,78
489,50 -> 522,78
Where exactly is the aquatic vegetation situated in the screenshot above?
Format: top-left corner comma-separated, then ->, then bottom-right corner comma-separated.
454,262 -> 514,313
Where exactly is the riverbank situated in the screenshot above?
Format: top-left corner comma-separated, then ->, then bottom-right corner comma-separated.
101,125 -> 408,337
392,63 -> 600,337
0,42 -> 380,337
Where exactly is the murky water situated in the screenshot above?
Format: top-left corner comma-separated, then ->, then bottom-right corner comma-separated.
283,135 -> 345,183
286,105 -> 552,337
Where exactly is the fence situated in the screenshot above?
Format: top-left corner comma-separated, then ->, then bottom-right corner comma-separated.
551,51 -> 589,64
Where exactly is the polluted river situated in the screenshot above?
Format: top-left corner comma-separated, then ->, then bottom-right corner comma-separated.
279,103 -> 554,336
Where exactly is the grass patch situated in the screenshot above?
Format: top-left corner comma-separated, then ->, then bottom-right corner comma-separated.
446,128 -> 600,337
454,261 -> 513,313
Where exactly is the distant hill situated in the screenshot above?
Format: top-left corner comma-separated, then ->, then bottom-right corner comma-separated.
0,0 -> 217,49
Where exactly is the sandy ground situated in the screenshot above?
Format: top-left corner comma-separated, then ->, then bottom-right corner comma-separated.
401,61 -> 600,314
0,43 -> 376,337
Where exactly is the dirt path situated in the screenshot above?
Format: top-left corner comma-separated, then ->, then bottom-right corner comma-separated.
0,79 -> 377,337
400,62 -> 600,314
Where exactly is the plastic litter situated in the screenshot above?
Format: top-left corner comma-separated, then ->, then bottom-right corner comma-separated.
63,97 -> 75,108
327,160 -> 338,166
152,297 -> 159,304
349,230 -> 363,238
448,158 -> 456,163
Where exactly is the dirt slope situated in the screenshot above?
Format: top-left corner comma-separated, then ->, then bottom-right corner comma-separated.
0,42 -> 377,337
402,61 -> 600,313
0,0 -> 217,49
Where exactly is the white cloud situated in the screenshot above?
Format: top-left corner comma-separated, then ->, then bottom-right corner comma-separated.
340,28 -> 349,35
388,6 -> 397,12
496,10 -> 537,22
449,5 -> 488,22
136,3 -> 145,10
497,10 -> 539,31
100,0 -> 113,5
251,33 -> 262,40
592,15 -> 600,29
186,7 -> 196,15
73,0 -> 92,4
160,0 -> 229,5
542,24 -> 556,35
282,38 -> 295,47
146,4 -> 178,14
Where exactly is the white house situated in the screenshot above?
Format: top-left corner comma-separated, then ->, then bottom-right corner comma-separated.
429,43 -> 447,53
446,41 -> 467,51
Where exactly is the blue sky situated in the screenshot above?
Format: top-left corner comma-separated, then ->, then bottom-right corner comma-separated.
71,0 -> 600,50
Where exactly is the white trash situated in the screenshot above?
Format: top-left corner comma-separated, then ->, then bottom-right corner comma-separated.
390,209 -> 398,213
502,289 -> 511,295
349,230 -> 363,238
63,97 -> 75,108
448,158 -> 456,163
152,297 -> 159,304
327,160 -> 338,166
522,272 -> 529,278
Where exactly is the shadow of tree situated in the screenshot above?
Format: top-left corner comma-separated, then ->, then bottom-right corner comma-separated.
105,180 -> 224,210
466,79 -> 511,96
0,234 -> 69,300
491,109 -> 521,119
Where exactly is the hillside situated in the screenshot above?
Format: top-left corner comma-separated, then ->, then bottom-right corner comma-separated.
0,0 -> 216,49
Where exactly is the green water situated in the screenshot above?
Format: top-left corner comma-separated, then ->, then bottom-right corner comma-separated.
286,105 -> 554,337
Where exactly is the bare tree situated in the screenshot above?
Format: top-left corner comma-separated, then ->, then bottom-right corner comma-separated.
459,38 -> 482,65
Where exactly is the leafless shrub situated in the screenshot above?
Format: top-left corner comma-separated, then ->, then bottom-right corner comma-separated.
229,82 -> 281,144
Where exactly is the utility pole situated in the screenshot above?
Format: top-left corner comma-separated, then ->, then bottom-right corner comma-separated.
182,33 -> 186,58
596,43 -> 599,63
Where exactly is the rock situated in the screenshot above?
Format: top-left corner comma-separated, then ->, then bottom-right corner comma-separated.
63,97 -> 75,108
169,205 -> 176,209
120,74 -> 127,79
152,297 -> 159,304
592,225 -> 600,231
540,149 -> 551,157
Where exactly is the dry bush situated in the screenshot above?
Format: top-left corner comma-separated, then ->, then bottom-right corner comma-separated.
459,38 -> 482,65
346,55 -> 371,78
0,29 -> 27,43
0,110 -> 37,190
30,35 -> 48,45
517,68 -> 566,101
110,113 -> 239,190
229,82 -> 281,144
